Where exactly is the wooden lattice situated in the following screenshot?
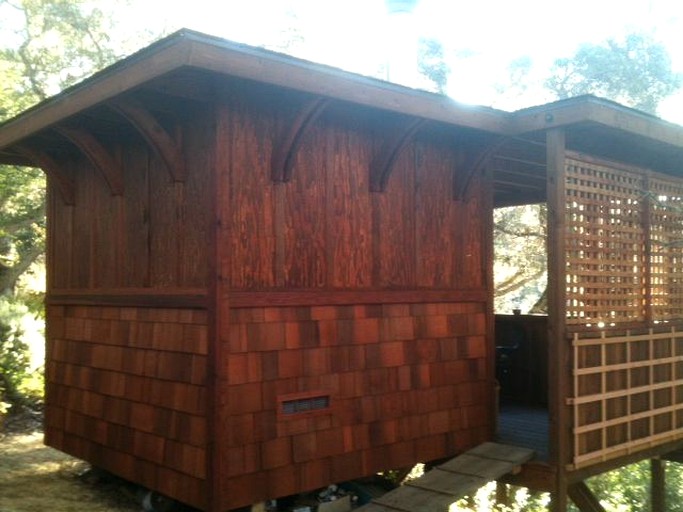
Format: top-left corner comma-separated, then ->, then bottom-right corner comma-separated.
565,158 -> 646,326
649,176 -> 683,322
571,327 -> 683,469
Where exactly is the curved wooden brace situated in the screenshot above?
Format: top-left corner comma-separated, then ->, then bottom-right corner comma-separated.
55,126 -> 124,196
109,98 -> 186,182
271,97 -> 330,183
453,136 -> 509,201
370,118 -> 426,192
14,145 -> 76,205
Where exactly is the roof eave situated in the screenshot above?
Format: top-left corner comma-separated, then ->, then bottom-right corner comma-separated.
0,30 -> 510,153
508,96 -> 683,149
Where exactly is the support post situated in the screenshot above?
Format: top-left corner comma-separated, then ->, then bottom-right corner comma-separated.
495,481 -> 510,507
546,128 -> 569,511
651,457 -> 666,512
567,482 -> 606,512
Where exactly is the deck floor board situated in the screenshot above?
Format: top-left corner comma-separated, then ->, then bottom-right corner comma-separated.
496,403 -> 549,461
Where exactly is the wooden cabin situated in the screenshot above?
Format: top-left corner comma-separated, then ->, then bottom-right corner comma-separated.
1,29 -> 683,511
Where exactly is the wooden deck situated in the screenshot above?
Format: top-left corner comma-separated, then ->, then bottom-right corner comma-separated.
358,442 -> 534,511
497,403 -> 549,462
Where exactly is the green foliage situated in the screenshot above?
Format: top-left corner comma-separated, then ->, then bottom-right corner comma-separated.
584,460 -> 683,512
0,297 -> 31,409
0,0 -> 121,117
451,482 -> 550,511
493,205 -> 547,314
0,164 -> 45,298
0,0 -> 141,298
545,32 -> 682,115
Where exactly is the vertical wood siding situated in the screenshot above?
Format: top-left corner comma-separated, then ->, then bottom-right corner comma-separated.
216,93 -> 492,509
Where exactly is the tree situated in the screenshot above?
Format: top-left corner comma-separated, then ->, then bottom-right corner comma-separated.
0,0 -> 154,410
494,33 -> 682,313
493,205 -> 547,313
545,32 -> 682,115
0,0 -> 145,297
418,37 -> 449,94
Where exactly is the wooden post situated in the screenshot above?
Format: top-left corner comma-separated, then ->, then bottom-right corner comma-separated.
546,128 -> 570,511
495,481 -> 510,507
567,482 -> 606,512
651,458 -> 666,512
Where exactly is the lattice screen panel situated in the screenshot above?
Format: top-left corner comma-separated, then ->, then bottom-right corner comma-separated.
649,176 -> 683,322
571,327 -> 683,469
565,159 -> 646,326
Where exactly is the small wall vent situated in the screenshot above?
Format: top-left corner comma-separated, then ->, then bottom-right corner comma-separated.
281,394 -> 330,415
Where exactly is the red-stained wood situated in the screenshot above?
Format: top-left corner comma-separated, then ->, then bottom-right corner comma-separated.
326,127 -> 373,287
109,97 -> 187,182
414,137 -> 457,287
40,68 -> 496,512
453,136 -> 507,201
44,304 -> 209,510
369,118 -> 426,192
46,288 -> 207,308
547,128 -> 570,511
149,151 -> 180,286
226,100 -> 276,288
374,141 -> 416,287
271,97 -> 330,183
121,142 -> 151,287
71,157 -> 94,288
48,182 -> 74,289
55,126 -> 124,195
179,108 -> 213,288
282,123 -> 327,288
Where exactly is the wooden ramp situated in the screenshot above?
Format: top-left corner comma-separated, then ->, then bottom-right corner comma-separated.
358,442 -> 535,512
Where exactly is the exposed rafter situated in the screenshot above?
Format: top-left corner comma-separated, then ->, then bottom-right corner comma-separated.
14,144 -> 76,205
454,136 -> 508,201
369,118 -> 426,192
109,98 -> 186,182
271,97 -> 330,182
55,126 -> 124,195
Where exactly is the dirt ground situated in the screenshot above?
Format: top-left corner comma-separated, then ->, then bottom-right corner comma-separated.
0,409 -> 140,512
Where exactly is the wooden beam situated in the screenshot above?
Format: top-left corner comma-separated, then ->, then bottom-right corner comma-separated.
46,288 -> 208,309
369,118 -> 426,192
271,97 -> 330,182
228,288 -> 487,308
651,458 -> 666,512
570,439 -> 683,483
55,126 -> 124,195
13,145 -> 75,205
109,98 -> 186,182
567,482 -> 606,512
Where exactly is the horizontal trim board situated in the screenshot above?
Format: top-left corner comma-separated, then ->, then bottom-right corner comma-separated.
47,288 -> 208,309
228,288 -> 487,307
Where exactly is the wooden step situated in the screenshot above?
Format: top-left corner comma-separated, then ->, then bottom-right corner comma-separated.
358,442 -> 535,511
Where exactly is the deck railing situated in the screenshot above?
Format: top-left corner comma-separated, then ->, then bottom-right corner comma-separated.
570,326 -> 683,469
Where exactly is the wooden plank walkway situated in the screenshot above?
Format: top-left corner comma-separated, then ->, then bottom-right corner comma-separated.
357,442 -> 535,511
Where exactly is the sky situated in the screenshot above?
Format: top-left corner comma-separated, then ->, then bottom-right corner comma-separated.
3,0 -> 683,122
117,0 -> 683,123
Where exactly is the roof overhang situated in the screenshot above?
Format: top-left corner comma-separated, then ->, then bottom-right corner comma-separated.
0,29 -> 507,159
1,29 -> 683,180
